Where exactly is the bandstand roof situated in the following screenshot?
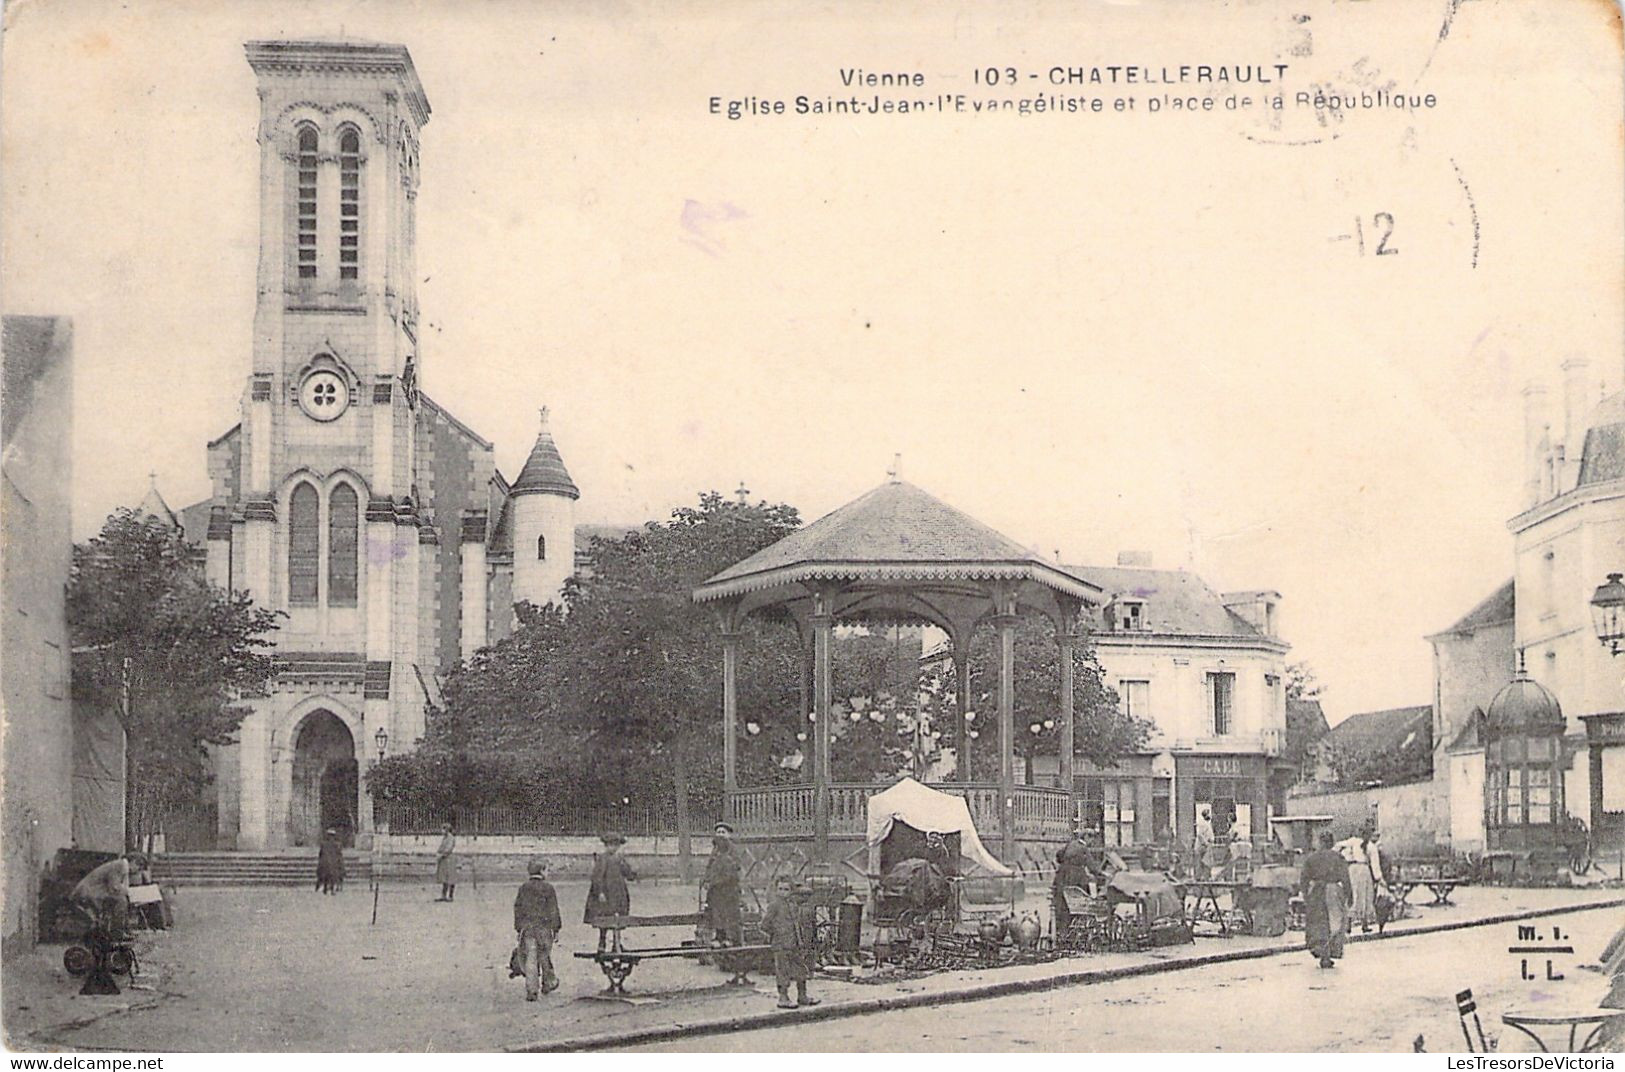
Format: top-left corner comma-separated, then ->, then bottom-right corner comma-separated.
693,479 -> 1105,632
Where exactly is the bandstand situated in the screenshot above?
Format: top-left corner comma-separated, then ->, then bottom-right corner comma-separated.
692,477 -> 1108,870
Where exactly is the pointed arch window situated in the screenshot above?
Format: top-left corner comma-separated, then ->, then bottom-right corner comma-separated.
289,482 -> 320,605
338,128 -> 361,281
295,126 -> 319,280
329,484 -> 359,606
537,535 -> 547,561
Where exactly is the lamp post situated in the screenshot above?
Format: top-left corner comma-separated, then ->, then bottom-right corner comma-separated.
1588,573 -> 1625,878
375,726 -> 388,765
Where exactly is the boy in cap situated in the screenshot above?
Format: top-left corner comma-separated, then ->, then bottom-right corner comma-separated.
514,858 -> 562,1000
585,833 -> 637,953
703,821 -> 751,984
761,877 -> 821,1009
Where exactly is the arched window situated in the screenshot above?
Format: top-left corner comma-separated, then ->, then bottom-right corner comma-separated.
329,484 -> 359,607
537,535 -> 547,561
338,128 -> 360,281
295,126 -> 319,279
289,482 -> 320,605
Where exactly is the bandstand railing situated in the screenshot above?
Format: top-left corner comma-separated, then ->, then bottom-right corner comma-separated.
726,782 -> 1074,847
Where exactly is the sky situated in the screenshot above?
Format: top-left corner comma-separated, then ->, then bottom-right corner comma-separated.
3,0 -> 1622,724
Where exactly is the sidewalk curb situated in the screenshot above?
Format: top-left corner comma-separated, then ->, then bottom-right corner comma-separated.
512,896 -> 1625,1053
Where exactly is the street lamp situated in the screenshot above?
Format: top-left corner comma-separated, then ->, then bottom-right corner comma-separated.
1591,573 -> 1625,655
375,725 -> 389,763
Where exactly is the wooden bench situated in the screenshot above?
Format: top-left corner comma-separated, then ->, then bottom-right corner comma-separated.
573,912 -> 773,994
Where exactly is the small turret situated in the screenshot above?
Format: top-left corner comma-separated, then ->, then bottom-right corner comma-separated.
137,472 -> 180,529
510,407 -> 578,609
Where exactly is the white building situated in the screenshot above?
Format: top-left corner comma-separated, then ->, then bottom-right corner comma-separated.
1028,555 -> 1291,848
1434,355 -> 1625,857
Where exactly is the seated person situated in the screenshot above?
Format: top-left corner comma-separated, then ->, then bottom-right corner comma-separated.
70,853 -> 144,940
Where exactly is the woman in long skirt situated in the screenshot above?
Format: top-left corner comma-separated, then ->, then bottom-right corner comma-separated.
435,824 -> 459,902
316,828 -> 344,895
1301,833 -> 1353,968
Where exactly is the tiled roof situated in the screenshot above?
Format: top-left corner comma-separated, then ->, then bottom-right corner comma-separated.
1066,565 -> 1260,638
1431,579 -> 1515,638
510,408 -> 578,499
176,499 -> 213,547
706,480 -> 1060,584
138,482 -> 180,529
1323,704 -> 1432,756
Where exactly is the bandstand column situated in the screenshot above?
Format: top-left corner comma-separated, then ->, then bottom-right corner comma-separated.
953,644 -> 972,784
1058,630 -> 1076,795
996,612 -> 1018,863
721,630 -> 741,793
811,595 -> 835,862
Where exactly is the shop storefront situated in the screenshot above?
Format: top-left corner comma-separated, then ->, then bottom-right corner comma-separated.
1070,753 -> 1269,848
1580,712 -> 1625,847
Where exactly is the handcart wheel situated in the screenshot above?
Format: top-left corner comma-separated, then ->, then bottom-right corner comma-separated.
108,947 -> 136,976
63,945 -> 94,977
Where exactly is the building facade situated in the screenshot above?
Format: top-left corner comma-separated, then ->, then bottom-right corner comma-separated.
1032,557 -> 1291,848
2,316 -> 79,947
190,41 -> 579,850
1430,355 -> 1625,858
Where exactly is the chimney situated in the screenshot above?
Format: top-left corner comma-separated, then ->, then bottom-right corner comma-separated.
1522,382 -> 1550,508
1117,550 -> 1153,567
1563,356 -> 1594,485
1222,590 -> 1282,638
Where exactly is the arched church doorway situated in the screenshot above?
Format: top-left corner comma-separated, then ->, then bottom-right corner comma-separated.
289,710 -> 358,847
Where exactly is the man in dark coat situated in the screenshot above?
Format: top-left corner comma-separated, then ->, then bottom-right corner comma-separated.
316,828 -> 344,895
761,878 -> 821,1009
703,823 -> 752,984
1053,827 -> 1105,933
1301,832 -> 1354,968
514,857 -> 563,1000
585,833 -> 637,951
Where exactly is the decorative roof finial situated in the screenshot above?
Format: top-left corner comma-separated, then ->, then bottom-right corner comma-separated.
735,481 -> 750,504
538,406 -> 551,434
148,470 -> 158,488
887,453 -> 902,483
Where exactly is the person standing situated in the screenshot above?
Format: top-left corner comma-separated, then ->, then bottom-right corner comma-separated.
703,823 -> 750,984
1336,828 -> 1378,933
316,828 -> 344,895
1053,827 -> 1100,934
514,858 -> 563,1001
1302,832 -> 1353,968
762,878 -> 821,1009
585,833 -> 637,951
435,823 -> 459,902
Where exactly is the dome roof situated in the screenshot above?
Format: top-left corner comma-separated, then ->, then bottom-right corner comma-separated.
510,407 -> 579,500
1577,389 -> 1625,488
1485,667 -> 1564,735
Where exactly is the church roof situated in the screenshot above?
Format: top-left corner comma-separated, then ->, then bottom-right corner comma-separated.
1065,565 -> 1263,638
138,479 -> 180,529
695,479 -> 1101,604
510,408 -> 579,500
1429,579 -> 1516,639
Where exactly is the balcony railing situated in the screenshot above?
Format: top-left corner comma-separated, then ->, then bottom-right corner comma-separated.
726,782 -> 1074,845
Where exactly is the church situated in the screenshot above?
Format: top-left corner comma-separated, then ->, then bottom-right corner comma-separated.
160,39 -> 582,850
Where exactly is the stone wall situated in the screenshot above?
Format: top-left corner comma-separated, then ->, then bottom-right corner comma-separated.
1284,779 -> 1449,857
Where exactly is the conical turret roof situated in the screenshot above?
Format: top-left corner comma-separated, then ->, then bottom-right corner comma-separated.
511,407 -> 579,500
137,473 -> 180,529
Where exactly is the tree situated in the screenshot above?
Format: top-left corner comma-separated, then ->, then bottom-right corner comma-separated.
958,614 -> 1152,783
68,509 -> 281,848
1284,660 -> 1331,779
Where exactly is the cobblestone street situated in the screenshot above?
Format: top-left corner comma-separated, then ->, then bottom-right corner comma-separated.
3,877 -> 1618,1052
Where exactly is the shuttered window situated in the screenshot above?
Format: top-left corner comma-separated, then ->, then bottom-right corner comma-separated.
296,126 -> 318,279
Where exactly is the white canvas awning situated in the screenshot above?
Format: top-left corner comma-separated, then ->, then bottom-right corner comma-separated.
865,777 -> 1012,876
